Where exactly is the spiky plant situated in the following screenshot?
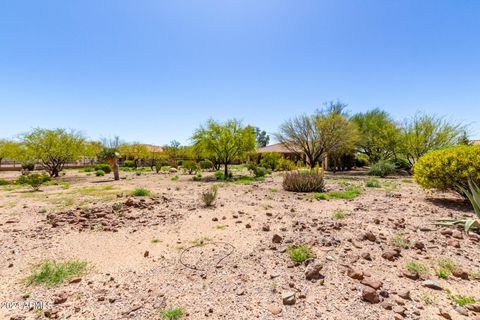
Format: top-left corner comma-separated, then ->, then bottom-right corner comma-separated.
434,180 -> 480,233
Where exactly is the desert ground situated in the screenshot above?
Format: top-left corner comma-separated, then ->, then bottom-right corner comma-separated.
0,167 -> 479,320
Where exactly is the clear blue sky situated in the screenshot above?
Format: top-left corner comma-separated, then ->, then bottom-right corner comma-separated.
1,0 -> 479,145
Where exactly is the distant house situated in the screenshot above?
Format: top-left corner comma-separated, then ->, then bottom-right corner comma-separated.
256,143 -> 299,161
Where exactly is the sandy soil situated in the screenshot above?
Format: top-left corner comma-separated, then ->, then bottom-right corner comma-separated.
0,168 -> 479,320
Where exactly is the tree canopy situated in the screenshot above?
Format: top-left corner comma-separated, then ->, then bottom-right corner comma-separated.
22,128 -> 86,177
191,119 -> 256,177
352,108 -> 401,162
275,106 -> 358,168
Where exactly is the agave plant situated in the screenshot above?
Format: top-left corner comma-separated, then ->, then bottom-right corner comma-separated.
433,180 -> 480,234
433,181 -> 480,233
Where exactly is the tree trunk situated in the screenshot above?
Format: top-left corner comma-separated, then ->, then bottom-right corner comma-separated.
224,163 -> 228,178
113,159 -> 120,180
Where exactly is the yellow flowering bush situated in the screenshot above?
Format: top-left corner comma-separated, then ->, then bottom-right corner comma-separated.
414,145 -> 480,196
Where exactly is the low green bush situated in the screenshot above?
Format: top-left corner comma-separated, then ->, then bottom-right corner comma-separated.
0,179 -> 10,185
21,161 -> 36,171
199,159 -> 214,170
17,173 -> 51,191
81,167 -> 95,172
275,158 -> 295,171
283,169 -> 325,192
369,160 -> 396,177
95,170 -> 105,176
95,163 -> 112,174
182,160 -> 200,175
354,154 -> 369,167
414,145 -> 480,196
252,166 -> 270,177
214,171 -> 232,180
124,160 -> 136,168
259,152 -> 282,171
131,188 -> 151,197
365,178 -> 381,188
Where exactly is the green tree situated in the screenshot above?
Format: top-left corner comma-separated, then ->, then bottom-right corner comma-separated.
275,105 -> 359,168
119,143 -> 149,167
0,140 -> 18,168
254,127 -> 270,147
400,113 -> 465,165
191,119 -> 256,177
352,108 -> 402,162
22,129 -> 86,177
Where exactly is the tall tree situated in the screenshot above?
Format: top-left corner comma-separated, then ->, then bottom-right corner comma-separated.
352,108 -> 402,162
119,143 -> 149,167
22,128 -> 86,177
0,140 -> 18,168
191,119 -> 256,177
400,113 -> 465,165
254,127 -> 270,147
275,106 -> 359,168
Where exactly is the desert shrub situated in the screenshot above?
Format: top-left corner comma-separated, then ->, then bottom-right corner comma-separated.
21,161 -> 35,171
24,259 -> 89,287
287,244 -> 312,263
181,160 -> 200,175
17,173 -> 51,191
369,160 -> 396,177
199,159 -> 214,170
192,174 -> 202,181
160,307 -> 185,320
283,169 -> 325,192
414,145 -> 480,196
95,170 -> 105,176
392,158 -> 412,171
252,166 -> 270,177
0,179 -> 10,185
314,187 -> 361,200
81,167 -> 95,172
124,160 -> 136,168
131,188 -> 151,197
354,154 -> 369,167
95,163 -> 112,174
275,158 -> 295,171
259,152 -> 282,171
201,185 -> 218,206
365,178 -> 381,188
214,171 -> 232,180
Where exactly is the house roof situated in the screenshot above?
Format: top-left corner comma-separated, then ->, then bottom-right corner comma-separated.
471,140 -> 480,145
257,143 -> 298,154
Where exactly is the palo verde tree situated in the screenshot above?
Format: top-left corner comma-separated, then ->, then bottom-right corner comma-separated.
400,113 -> 466,165
352,108 -> 402,162
275,102 -> 359,168
22,128 -> 86,177
191,119 -> 256,177
119,143 -> 149,167
0,140 -> 18,168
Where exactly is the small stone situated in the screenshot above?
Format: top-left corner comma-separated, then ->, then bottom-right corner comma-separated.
447,239 -> 460,248
413,241 -> 425,250
262,224 -> 270,231
53,292 -> 68,305
266,304 -> 282,315
69,277 -> 82,284
398,290 -> 411,300
272,234 -> 283,244
454,306 -> 469,316
362,287 -> 380,304
282,291 -> 296,305
393,306 -> 406,316
360,279 -> 383,290
452,269 -> 469,280
245,223 -> 251,229
382,249 -> 401,261
347,268 -> 364,280
403,270 -> 419,280
305,263 -> 324,281
361,252 -> 372,261
422,280 -> 442,290
452,230 -> 464,239
144,250 -> 149,258
466,304 -> 480,312
439,309 -> 452,320
363,231 -> 376,242
381,301 -> 393,310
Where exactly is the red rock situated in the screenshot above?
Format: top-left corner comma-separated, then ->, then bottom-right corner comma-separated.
362,287 -> 380,303
360,279 -> 383,290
